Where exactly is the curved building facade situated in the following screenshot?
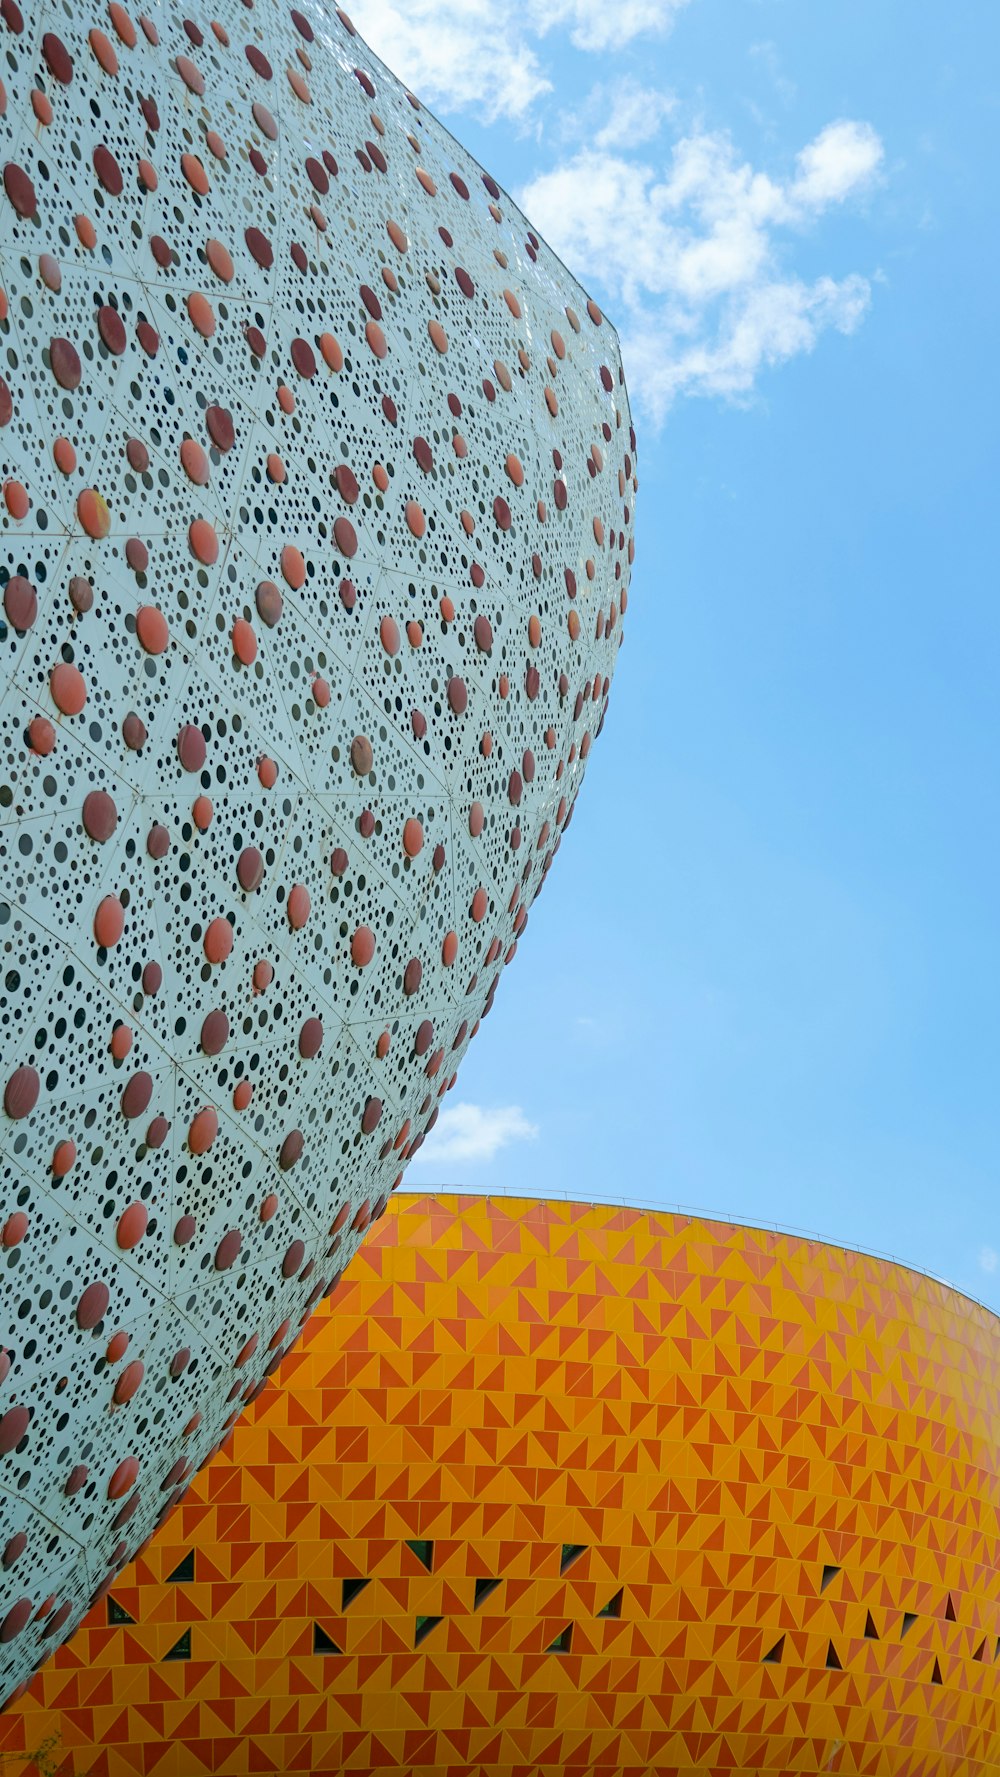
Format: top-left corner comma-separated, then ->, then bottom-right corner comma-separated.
0,0 -> 633,1694
2,1193 -> 999,1776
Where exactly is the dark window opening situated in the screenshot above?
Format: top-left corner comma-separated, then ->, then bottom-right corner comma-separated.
167,1551 -> 195,1584
825,1641 -> 842,1671
313,1624 -> 343,1655
944,1593 -> 956,1622
406,1539 -> 433,1572
474,1576 -> 501,1610
931,1657 -> 943,1685
820,1564 -> 840,1593
163,1629 -> 191,1662
342,1576 -> 371,1610
864,1612 -> 879,1641
761,1636 -> 784,1665
414,1614 -> 442,1647
597,1589 -> 623,1621
973,1637 -> 987,1663
107,1596 -> 135,1626
546,1624 -> 573,1655
560,1544 -> 586,1575
901,1612 -> 918,1638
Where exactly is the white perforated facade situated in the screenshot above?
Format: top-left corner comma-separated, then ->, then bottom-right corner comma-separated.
0,0 -> 635,1698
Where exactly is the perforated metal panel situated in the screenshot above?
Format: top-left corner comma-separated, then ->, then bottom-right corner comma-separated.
0,0 -> 635,1699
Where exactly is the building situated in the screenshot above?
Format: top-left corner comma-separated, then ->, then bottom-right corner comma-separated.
3,1192 -> 998,1775
0,0 -> 634,1696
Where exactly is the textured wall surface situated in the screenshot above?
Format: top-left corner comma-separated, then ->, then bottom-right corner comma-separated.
2,1193 -> 999,1776
0,0 -> 634,1700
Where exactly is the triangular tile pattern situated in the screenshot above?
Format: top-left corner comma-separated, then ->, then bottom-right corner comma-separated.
3,1193 -> 1000,1776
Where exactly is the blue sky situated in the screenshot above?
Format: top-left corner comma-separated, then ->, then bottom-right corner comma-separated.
351,1 -> 999,1302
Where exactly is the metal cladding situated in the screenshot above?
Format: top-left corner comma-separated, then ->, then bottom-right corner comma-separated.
4,1194 -> 1000,1776
0,0 -> 635,1699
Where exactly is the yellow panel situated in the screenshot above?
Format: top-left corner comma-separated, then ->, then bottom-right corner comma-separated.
2,1194 -> 999,1775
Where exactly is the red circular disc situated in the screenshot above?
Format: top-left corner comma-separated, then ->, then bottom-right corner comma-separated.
215,1229 -> 242,1271
177,725 -> 206,771
0,1599 -> 32,1643
3,577 -> 36,630
82,790 -> 117,842
107,1455 -> 139,1500
116,1202 -> 148,1251
112,1361 -> 144,1405
120,1072 -> 153,1120
282,1238 -> 305,1278
0,1407 -> 29,1456
279,1130 -> 304,1170
237,847 -> 264,893
4,1066 -> 38,1120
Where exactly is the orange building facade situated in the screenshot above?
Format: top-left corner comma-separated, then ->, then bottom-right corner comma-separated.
2,1193 -> 1000,1776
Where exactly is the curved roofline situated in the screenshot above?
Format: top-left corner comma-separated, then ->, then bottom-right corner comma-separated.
394,1183 -> 1000,1326
315,6 -> 632,359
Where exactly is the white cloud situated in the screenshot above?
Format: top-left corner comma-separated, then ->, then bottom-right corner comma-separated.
342,4 -> 883,413
518,119 -> 883,420
789,120 -> 884,209
411,1103 -> 539,1167
346,0 -> 688,122
342,0 -> 550,123
980,1246 -> 998,1275
622,273 -> 872,411
564,77 -> 676,151
542,0 -> 691,54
